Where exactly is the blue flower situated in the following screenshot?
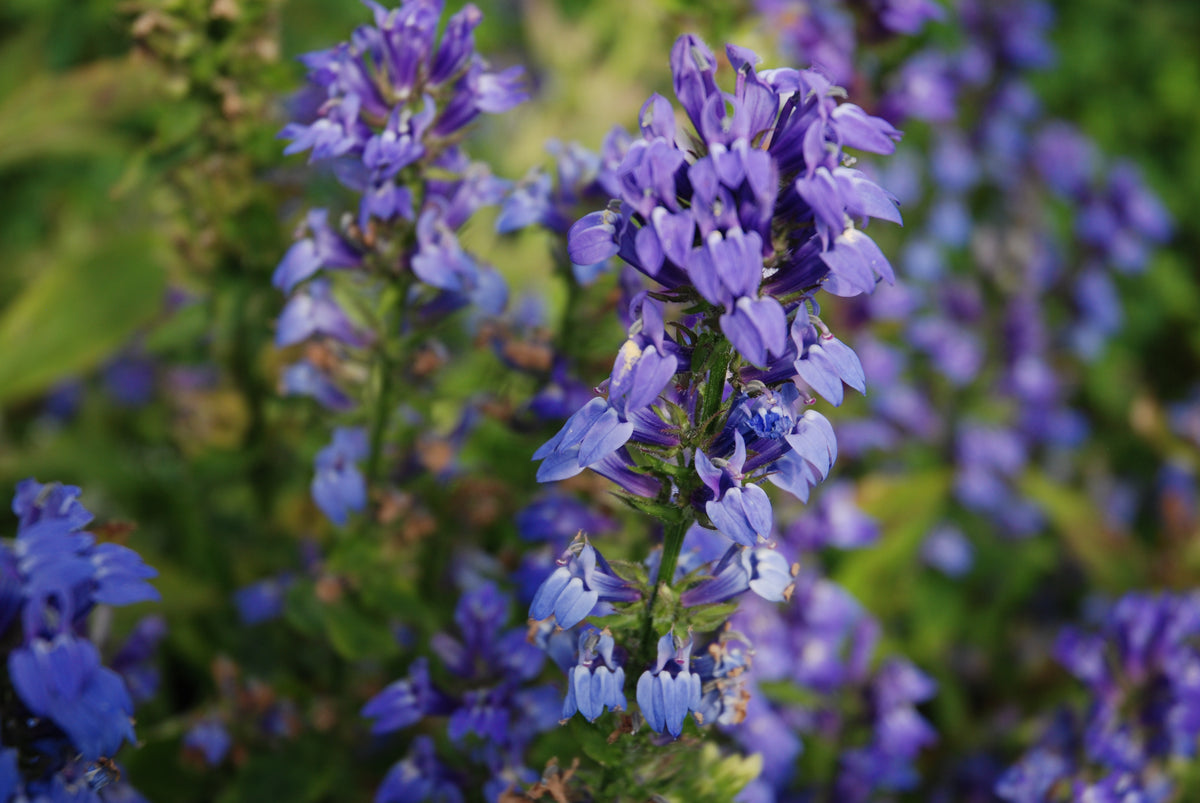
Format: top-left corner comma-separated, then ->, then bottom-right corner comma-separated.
272,209 -> 362,294
361,657 -> 439,735
311,427 -> 368,526
233,577 -> 291,625
692,635 -> 752,727
562,628 -> 626,723
528,537 -> 639,630
515,492 -> 615,547
275,279 -> 370,348
636,630 -> 701,738
680,543 -> 795,607
695,431 -> 773,547
281,360 -> 356,412
109,615 -> 167,704
183,718 -> 231,766
9,634 -> 136,761
375,736 -> 463,803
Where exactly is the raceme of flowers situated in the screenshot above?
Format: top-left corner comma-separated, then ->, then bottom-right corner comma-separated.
274,0 -> 527,527
997,591 -> 1200,802
0,480 -> 159,801
525,31 -> 909,744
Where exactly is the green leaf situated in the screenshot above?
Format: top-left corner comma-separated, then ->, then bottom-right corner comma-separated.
834,470 -> 950,609
0,59 -> 163,168
0,229 -> 167,403
319,598 -> 401,662
666,744 -> 763,802
681,600 -> 739,634
607,558 -> 650,586
568,715 -> 624,767
1019,469 -> 1144,590
615,493 -> 686,523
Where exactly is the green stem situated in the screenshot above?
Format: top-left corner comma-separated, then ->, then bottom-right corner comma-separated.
556,259 -> 585,361
365,346 -> 393,487
638,512 -> 693,660
656,514 -> 690,596
365,279 -> 408,487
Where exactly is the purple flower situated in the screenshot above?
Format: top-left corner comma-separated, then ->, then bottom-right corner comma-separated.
636,630 -> 702,738
375,736 -> 463,803
995,749 -> 1068,803
792,312 -> 867,406
515,493 -> 615,546
234,576 -> 292,625
183,718 -> 231,766
110,615 -> 167,704
768,409 -> 840,504
361,657 -> 439,735
680,543 -> 795,606
920,524 -> 974,578
273,209 -> 362,294
281,360 -> 356,412
275,280 -> 370,348
528,537 -> 639,630
783,482 -> 878,552
695,431 -> 773,547
9,634 -> 136,760
692,635 -> 752,727
311,427 -> 368,526
562,628 -> 627,722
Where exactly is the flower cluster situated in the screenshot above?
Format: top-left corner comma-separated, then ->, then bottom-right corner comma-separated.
0,480 -> 158,800
728,503 -> 938,802
997,591 -> 1200,802
541,31 -> 901,523
274,0 -> 527,525
362,582 -> 560,801
756,0 -> 1172,555
525,31 -> 903,741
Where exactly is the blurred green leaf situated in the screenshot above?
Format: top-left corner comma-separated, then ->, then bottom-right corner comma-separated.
666,743 -> 762,802
319,598 -> 401,662
1019,469 -> 1144,590
835,469 -> 950,608
0,59 -> 162,168
568,715 -> 625,767
0,228 -> 167,402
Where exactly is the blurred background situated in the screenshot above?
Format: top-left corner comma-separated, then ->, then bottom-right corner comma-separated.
1,0 -> 1199,800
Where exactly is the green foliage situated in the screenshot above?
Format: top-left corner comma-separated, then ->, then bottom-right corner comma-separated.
0,228 -> 167,402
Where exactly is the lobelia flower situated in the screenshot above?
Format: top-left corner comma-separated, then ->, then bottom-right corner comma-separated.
533,296 -> 679,484
2,480 -> 158,796
561,627 -> 627,723
695,431 -> 774,548
528,536 -> 640,630
110,614 -> 168,704
311,427 -> 368,526
272,209 -> 363,295
275,1 -> 530,523
680,543 -> 796,607
364,581 -> 559,802
183,718 -> 232,766
533,32 -> 903,522
999,591 -> 1200,802
275,279 -> 370,349
515,492 -> 615,547
636,630 -> 702,738
781,481 -> 879,552
375,736 -> 463,803
282,359 -> 356,411
233,576 -> 293,625
920,524 -> 974,578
